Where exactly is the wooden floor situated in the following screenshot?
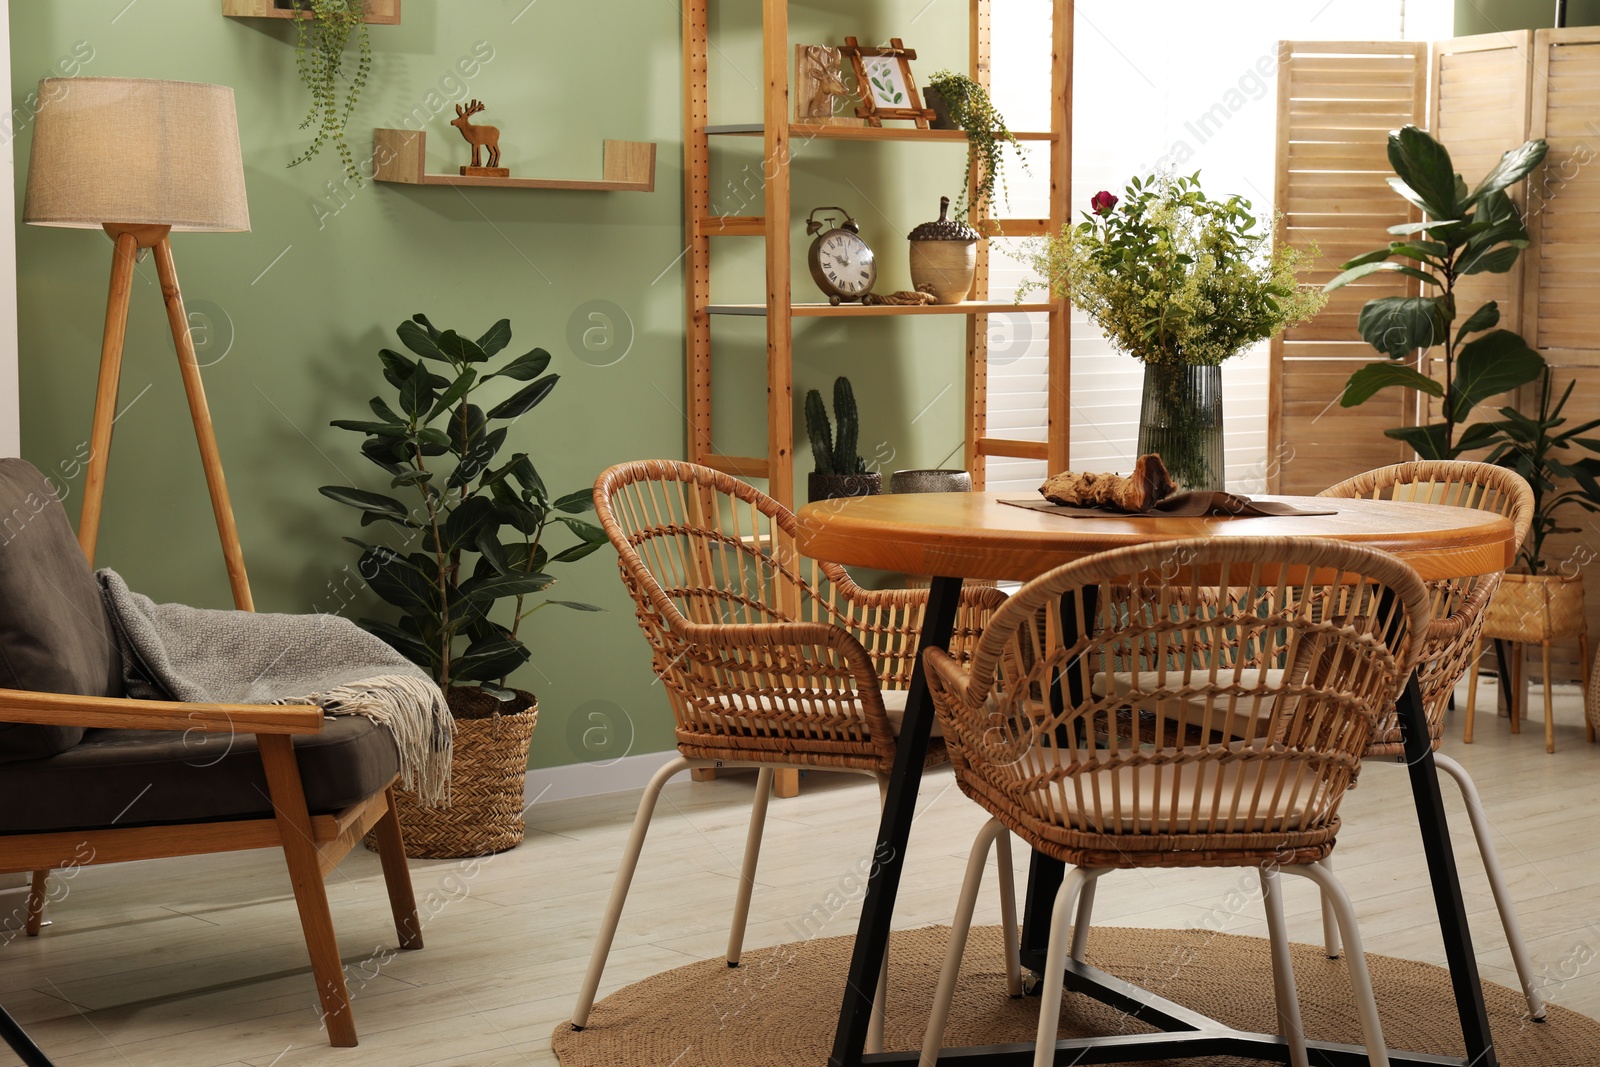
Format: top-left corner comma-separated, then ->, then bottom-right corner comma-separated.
1,678 -> 1596,1066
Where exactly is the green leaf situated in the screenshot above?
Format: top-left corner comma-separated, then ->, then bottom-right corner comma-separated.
1391,127 -> 1461,218
452,639 -> 531,683
391,469 -> 433,487
1454,420 -> 1504,452
398,363 -> 435,419
1386,423 -> 1451,461
1466,139 -> 1549,202
1387,242 -> 1446,265
487,374 -> 559,420
436,330 -> 489,364
1323,260 -> 1439,293
358,618 -> 435,666
360,437 -> 406,475
1451,330 -> 1546,421
426,368 -> 477,422
360,549 -> 438,616
1356,296 -> 1448,357
1337,248 -> 1396,270
331,419 -> 407,438
545,600 -> 605,612
1460,246 -> 1520,275
443,495 -> 498,549
475,527 -> 511,576
1455,301 -> 1500,345
486,348 -> 552,382
460,571 -> 557,602
1387,220 -> 1462,237
318,486 -> 412,523
553,515 -> 607,543
552,488 -> 594,514
1340,362 -> 1444,408
368,397 -> 405,424
476,318 -> 513,358
397,319 -> 450,362
550,540 -> 606,564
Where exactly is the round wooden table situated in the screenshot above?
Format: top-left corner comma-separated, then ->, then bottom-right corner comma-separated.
799,492 -> 1513,1067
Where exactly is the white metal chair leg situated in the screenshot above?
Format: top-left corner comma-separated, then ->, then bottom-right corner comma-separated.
1319,855 -> 1342,959
726,766 -> 774,967
867,772 -> 892,1055
571,755 -> 690,1028
1260,867 -> 1309,1067
1031,867 -> 1093,1067
920,818 -> 1011,1066
1069,871 -> 1101,963
1435,751 -> 1546,1021
995,828 -> 1022,996
1284,863 -> 1390,1067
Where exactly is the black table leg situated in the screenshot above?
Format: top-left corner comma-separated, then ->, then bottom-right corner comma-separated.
830,575 -> 964,1067
0,1003 -> 55,1067
1397,673 -> 1498,1066
1493,639 -> 1515,716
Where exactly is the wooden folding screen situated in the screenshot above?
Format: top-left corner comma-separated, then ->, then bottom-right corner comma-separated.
1268,41 -> 1427,495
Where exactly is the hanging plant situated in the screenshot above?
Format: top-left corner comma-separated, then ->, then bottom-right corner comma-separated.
287,0 -> 371,184
924,70 -> 1027,229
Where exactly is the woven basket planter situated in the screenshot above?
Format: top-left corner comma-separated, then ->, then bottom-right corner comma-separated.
1482,572 -> 1586,644
368,694 -> 538,859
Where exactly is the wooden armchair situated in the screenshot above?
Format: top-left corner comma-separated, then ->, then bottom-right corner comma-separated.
0,459 -> 420,1048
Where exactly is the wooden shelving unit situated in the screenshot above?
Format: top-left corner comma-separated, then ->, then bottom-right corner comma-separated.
222,0 -> 401,24
683,0 -> 1072,796
371,130 -> 656,192
682,0 -> 1073,507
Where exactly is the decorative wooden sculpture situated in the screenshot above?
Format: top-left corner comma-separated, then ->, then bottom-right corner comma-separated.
451,99 -> 506,177
794,45 -> 858,125
1039,454 -> 1177,512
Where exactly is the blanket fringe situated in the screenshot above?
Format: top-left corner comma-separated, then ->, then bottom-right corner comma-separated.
279,674 -> 455,807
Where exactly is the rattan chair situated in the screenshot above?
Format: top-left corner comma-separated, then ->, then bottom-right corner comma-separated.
572,460 -> 1009,1043
919,537 -> 1429,1067
1315,461 -> 1545,1019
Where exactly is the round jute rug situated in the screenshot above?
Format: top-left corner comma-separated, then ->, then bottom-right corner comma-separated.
552,926 -> 1600,1066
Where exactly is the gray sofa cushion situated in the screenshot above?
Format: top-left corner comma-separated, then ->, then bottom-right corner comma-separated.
0,715 -> 400,833
0,459 -> 124,761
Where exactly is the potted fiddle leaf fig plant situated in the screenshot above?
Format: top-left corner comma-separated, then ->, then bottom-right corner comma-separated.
1325,125 -> 1549,459
285,0 -> 371,184
806,376 -> 880,502
322,314 -> 606,857
1476,368 -> 1600,670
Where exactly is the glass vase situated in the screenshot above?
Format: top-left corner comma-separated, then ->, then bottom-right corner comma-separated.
1136,362 -> 1225,492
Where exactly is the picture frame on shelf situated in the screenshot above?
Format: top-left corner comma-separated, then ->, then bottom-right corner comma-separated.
840,37 -> 935,128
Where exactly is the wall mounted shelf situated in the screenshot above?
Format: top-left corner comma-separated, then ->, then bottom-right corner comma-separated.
706,301 -> 1055,318
371,130 -> 656,192
222,0 -> 401,24
705,122 -> 1056,142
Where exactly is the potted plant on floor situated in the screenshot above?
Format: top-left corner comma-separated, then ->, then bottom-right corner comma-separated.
806,376 -> 880,502
923,70 -> 1025,228
1476,367 -> 1600,739
1028,173 -> 1325,490
1323,126 -> 1549,459
286,0 -> 372,184
321,314 -> 606,856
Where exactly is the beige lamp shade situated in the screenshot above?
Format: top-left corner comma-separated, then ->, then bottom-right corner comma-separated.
23,77 -> 250,232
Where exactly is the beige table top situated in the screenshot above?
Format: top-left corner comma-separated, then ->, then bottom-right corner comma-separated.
795,492 -> 1514,583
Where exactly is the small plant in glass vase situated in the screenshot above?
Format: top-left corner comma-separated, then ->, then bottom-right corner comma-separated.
321,315 -> 607,855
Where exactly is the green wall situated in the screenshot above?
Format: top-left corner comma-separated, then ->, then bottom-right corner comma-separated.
9,2 -> 975,773
1456,0 -> 1600,33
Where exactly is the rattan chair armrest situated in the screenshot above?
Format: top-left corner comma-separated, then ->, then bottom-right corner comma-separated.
0,688 -> 326,735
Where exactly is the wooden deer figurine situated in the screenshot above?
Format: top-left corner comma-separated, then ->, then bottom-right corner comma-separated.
451,99 -> 504,175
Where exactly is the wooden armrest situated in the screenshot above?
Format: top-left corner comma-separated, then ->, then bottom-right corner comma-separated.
0,688 -> 326,735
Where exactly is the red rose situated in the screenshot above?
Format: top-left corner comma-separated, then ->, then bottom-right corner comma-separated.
1090,190 -> 1118,215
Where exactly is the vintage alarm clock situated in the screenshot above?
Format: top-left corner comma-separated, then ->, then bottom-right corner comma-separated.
806,206 -> 877,305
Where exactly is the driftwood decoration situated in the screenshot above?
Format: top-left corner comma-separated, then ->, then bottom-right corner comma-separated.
1040,454 -> 1177,512
451,99 -> 506,176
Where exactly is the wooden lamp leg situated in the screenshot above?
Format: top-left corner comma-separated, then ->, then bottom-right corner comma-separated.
76,232 -> 140,565
151,237 -> 253,611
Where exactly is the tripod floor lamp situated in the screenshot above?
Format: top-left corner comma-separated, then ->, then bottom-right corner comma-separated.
23,77 -> 255,610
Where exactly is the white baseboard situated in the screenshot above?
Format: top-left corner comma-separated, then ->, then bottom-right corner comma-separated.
523,750 -> 688,806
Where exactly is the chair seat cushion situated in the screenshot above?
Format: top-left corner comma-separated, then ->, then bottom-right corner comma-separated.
701,687 -> 939,738
1026,740 -> 1328,834
0,460 -> 124,762
0,715 -> 399,834
1092,669 -> 1288,741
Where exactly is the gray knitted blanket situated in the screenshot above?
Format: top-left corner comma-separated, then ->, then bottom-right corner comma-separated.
97,570 -> 453,807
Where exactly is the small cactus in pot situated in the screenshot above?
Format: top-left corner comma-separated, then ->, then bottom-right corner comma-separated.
805,377 -> 881,502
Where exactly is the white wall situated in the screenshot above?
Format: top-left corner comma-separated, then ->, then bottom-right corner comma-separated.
0,0 -> 17,458
984,0 -> 1454,494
